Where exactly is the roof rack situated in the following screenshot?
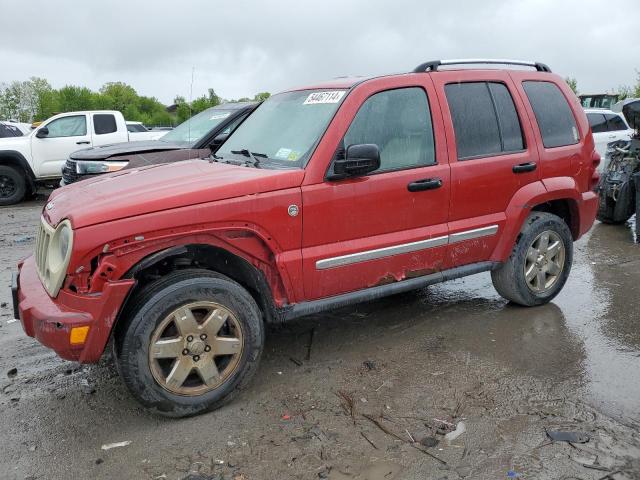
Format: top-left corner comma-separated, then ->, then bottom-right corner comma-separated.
413,59 -> 551,73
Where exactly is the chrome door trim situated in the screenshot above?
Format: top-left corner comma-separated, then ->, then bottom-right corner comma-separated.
315,225 -> 499,270
315,235 -> 448,270
448,225 -> 499,244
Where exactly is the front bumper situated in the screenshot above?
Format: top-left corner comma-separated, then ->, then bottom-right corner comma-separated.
14,256 -> 135,363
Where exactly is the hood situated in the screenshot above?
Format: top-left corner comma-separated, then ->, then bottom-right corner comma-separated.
45,159 -> 305,228
0,135 -> 30,149
70,140 -> 186,161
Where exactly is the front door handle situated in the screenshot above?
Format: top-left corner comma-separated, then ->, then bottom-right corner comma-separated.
76,141 -> 90,145
512,162 -> 537,174
407,178 -> 442,192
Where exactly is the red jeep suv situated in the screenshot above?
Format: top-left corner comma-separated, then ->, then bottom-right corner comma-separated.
13,59 -> 600,416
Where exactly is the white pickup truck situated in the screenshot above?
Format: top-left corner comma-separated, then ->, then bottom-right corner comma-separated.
0,110 -> 162,205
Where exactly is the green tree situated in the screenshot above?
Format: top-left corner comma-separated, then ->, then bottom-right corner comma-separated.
253,92 -> 270,102
565,77 -> 578,95
99,82 -> 138,111
57,85 -> 95,112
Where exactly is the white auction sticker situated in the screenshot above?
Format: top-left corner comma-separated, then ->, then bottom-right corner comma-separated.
303,91 -> 346,105
210,113 -> 231,120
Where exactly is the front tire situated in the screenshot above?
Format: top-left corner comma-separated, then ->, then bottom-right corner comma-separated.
114,269 -> 264,417
0,165 -> 26,206
491,212 -> 573,306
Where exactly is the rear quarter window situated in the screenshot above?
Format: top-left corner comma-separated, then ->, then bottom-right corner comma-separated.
523,81 -> 579,148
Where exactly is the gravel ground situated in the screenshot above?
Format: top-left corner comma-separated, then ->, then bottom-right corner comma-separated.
1,196 -> 639,480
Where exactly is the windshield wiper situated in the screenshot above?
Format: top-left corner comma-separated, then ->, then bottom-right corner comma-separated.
231,149 -> 268,168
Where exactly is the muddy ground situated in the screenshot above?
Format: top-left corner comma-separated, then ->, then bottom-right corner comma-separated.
1,196 -> 639,480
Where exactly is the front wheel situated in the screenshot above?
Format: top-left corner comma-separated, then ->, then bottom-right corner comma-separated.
491,212 -> 573,306
114,269 -> 264,417
0,165 -> 26,206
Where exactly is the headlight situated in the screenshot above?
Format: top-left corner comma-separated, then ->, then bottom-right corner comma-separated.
75,160 -> 128,175
37,219 -> 74,297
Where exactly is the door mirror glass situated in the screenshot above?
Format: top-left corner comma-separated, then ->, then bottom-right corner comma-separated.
35,127 -> 49,138
330,143 -> 380,179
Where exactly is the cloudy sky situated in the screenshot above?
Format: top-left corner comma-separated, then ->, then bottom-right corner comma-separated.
1,0 -> 638,104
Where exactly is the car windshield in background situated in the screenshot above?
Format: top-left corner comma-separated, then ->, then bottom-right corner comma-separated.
159,108 -> 234,145
217,89 -> 346,167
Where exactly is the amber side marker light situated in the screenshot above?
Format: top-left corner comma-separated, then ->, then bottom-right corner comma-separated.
70,326 -> 90,345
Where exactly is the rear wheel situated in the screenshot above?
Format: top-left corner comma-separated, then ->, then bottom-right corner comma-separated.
0,165 -> 26,206
596,194 -> 626,224
492,212 -> 573,306
114,269 -> 264,417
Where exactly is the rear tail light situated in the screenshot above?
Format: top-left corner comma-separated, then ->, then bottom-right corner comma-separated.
590,149 -> 600,191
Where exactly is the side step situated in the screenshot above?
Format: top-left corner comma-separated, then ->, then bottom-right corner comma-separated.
282,261 -> 498,321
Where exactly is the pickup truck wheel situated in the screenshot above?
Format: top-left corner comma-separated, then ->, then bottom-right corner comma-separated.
114,269 -> 264,417
0,165 -> 26,206
491,212 -> 573,306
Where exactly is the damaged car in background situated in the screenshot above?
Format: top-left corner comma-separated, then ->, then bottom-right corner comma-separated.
597,98 -> 640,225
61,102 -> 257,185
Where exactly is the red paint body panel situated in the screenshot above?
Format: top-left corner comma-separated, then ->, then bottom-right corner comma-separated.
16,68 -> 600,364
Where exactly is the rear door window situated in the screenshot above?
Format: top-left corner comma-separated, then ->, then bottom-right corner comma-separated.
445,82 -> 524,159
522,81 -> 579,148
605,114 -> 627,131
587,113 -> 608,133
94,114 -> 118,135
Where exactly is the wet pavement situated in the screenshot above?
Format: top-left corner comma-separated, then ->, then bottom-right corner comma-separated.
1,198 -> 639,479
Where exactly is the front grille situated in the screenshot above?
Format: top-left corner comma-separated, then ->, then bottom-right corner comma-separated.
34,217 -> 53,282
61,158 -> 79,185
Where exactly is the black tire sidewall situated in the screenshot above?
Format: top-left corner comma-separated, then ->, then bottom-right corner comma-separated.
510,213 -> 574,306
0,165 -> 26,206
116,275 -> 264,417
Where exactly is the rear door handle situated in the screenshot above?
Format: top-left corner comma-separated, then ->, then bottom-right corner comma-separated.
512,162 -> 537,174
76,141 -> 90,145
407,178 -> 442,192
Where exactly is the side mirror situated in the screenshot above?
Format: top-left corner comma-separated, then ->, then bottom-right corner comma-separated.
209,133 -> 229,152
330,144 -> 380,179
35,127 -> 49,138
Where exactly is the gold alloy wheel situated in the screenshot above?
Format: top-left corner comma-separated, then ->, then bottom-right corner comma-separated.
149,301 -> 243,396
524,230 -> 566,293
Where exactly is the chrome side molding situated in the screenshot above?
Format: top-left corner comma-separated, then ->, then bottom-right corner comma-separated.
316,225 -> 499,270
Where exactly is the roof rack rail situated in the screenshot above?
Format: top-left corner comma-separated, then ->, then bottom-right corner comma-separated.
413,59 -> 551,73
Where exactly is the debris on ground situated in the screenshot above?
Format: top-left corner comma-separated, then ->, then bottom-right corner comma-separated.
507,470 -> 521,478
0,302 -> 7,308
289,356 -> 302,366
101,440 -> 132,450
444,422 -> 466,444
362,360 -> 377,371
14,235 -> 34,245
80,379 -> 96,395
420,436 -> 439,448
306,327 -> 315,361
545,429 -> 590,444
7,367 -> 17,378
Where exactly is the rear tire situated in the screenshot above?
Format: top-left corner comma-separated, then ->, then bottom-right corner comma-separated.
491,212 -> 573,306
0,165 -> 26,206
596,195 -> 627,224
114,269 -> 264,417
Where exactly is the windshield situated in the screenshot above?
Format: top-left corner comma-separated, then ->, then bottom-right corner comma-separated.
160,108 -> 234,145
217,89 -> 346,167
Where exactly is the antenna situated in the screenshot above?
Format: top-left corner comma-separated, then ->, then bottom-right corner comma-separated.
188,66 -> 195,160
